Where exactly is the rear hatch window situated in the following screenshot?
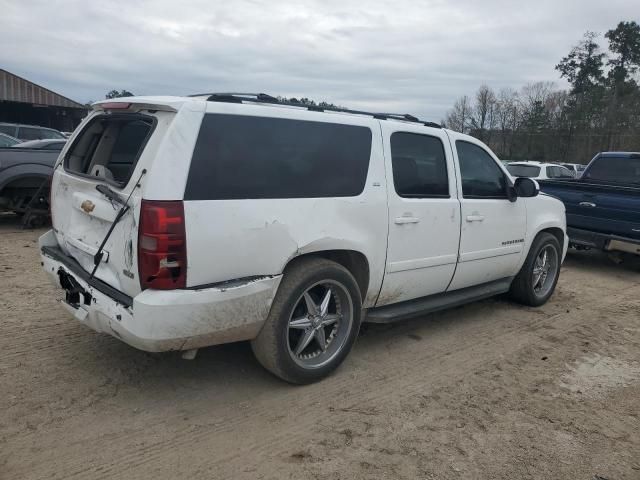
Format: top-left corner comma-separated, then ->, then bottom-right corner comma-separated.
507,164 -> 541,178
585,156 -> 640,186
64,113 -> 155,187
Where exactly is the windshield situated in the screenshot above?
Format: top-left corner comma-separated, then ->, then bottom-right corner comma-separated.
585,157 -> 640,185
507,164 -> 541,177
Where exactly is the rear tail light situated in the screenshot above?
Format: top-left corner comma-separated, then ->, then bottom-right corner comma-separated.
138,200 -> 187,290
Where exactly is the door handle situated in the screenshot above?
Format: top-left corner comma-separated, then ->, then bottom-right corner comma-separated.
579,202 -> 596,208
394,216 -> 420,224
466,215 -> 485,222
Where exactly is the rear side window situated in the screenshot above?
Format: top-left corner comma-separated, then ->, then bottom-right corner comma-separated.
64,114 -> 154,187
558,167 -> 574,178
507,164 -> 540,177
585,157 -> 640,185
0,125 -> 16,136
20,127 -> 44,140
456,141 -> 508,198
185,114 -> 372,200
391,132 -> 449,197
40,129 -> 65,139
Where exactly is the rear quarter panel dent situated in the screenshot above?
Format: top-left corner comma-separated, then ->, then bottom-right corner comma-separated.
184,197 -> 386,308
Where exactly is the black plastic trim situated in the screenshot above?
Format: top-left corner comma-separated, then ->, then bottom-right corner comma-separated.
366,277 -> 513,323
187,275 -> 276,291
42,246 -> 133,307
190,92 -> 443,128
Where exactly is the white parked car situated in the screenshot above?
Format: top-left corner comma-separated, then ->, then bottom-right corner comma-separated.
506,161 -> 575,180
560,162 -> 587,178
40,94 -> 568,383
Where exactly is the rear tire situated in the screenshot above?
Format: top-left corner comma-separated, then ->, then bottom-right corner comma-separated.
251,258 -> 362,384
509,232 -> 561,307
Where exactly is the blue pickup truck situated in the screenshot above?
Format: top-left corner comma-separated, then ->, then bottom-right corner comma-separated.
539,152 -> 640,256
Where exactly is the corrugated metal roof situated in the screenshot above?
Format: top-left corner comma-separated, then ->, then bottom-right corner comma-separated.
0,69 -> 85,109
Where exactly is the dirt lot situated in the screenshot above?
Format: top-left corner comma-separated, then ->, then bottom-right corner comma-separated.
1,215 -> 639,480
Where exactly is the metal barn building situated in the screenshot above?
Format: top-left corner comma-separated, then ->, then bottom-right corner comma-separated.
0,69 -> 88,132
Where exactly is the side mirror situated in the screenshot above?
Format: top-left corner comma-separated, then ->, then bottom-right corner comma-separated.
514,177 -> 540,198
507,185 -> 518,203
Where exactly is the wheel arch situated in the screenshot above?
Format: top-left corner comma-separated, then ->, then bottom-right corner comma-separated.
0,164 -> 53,194
1,173 -> 50,191
539,227 -> 565,251
520,223 -> 567,273
283,250 -> 371,306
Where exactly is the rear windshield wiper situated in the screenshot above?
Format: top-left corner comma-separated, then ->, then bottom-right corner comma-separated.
89,169 -> 147,280
96,183 -> 126,207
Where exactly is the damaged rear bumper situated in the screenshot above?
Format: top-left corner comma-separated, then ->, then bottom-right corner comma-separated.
39,230 -> 282,352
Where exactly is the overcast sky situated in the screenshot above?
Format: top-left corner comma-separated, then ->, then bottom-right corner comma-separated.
1,0 -> 637,120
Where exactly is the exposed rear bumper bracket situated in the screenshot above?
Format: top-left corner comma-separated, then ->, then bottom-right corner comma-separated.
41,245 -> 133,307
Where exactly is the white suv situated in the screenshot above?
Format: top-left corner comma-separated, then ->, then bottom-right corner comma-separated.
40,93 -> 568,383
506,161 -> 575,180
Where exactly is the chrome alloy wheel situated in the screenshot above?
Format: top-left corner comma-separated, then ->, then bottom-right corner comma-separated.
286,280 -> 354,369
532,245 -> 559,297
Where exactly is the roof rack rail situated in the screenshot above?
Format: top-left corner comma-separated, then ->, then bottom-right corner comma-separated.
189,92 -> 442,128
188,92 -> 279,103
373,113 -> 419,122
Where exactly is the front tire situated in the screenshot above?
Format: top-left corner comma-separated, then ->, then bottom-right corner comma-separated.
509,232 -> 561,307
251,258 -> 362,384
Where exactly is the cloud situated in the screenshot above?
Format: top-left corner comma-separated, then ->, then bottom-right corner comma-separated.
1,0 -> 637,120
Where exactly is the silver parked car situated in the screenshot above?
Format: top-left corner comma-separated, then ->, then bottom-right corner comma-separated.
0,122 -> 66,141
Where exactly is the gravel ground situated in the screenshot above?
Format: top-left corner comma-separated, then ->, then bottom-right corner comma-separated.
1,214 -> 639,479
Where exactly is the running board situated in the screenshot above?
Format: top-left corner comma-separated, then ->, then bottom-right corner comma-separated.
365,277 -> 513,324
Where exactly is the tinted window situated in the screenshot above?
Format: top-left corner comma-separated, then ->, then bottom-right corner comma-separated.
185,114 -> 372,200
585,157 -> 640,186
456,141 -> 507,198
40,129 -> 65,139
391,132 -> 448,197
19,127 -> 43,140
0,125 -> 16,136
507,164 -> 540,177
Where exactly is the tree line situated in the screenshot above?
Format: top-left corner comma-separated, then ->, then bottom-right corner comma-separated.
444,21 -> 640,163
